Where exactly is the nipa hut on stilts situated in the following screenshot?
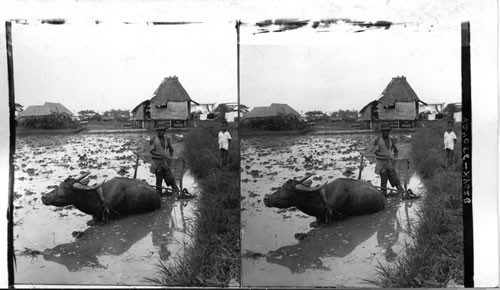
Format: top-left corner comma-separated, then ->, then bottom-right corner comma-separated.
131,76 -> 199,129
359,76 -> 427,129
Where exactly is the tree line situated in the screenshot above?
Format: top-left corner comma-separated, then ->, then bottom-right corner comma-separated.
77,109 -> 130,121
304,109 -> 359,121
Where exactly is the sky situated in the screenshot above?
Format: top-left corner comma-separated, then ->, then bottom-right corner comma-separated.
11,22 -> 237,113
241,22 -> 461,114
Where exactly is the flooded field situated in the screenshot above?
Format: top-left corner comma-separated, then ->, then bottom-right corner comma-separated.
241,134 -> 425,287
13,133 -> 200,286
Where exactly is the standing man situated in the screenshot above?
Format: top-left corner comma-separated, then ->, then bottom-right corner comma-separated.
150,125 -> 180,196
443,121 -> 457,167
370,123 -> 405,197
218,120 -> 232,166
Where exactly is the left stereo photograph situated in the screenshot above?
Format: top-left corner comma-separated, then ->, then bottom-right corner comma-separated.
7,20 -> 240,287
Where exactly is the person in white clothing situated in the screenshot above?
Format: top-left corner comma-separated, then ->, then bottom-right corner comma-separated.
443,121 -> 457,167
218,120 -> 232,166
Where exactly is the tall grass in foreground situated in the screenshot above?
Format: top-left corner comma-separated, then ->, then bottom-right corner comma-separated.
148,126 -> 240,286
372,126 -> 463,287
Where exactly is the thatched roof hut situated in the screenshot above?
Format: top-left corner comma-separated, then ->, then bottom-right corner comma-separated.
245,103 -> 300,119
149,76 -> 198,122
359,76 -> 426,128
18,102 -> 73,119
242,103 -> 304,131
131,76 -> 199,128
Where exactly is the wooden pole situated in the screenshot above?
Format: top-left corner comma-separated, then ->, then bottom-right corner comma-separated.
133,152 -> 140,179
178,158 -> 185,191
358,154 -> 364,180
403,158 -> 410,192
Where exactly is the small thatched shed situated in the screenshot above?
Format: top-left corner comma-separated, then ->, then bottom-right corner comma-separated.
17,102 -> 73,119
243,103 -> 303,131
244,103 -> 300,119
359,76 -> 426,129
131,100 -> 151,129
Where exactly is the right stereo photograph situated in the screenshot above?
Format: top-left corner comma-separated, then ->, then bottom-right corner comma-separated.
239,19 -> 466,288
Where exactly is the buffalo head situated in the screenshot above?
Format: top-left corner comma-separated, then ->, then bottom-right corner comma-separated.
41,172 -> 103,207
263,174 -> 322,208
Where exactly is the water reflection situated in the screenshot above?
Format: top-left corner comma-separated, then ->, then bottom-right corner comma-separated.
266,198 -> 402,273
43,199 -> 175,271
376,200 -> 401,263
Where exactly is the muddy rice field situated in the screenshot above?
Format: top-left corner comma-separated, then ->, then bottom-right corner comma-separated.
241,134 -> 425,287
13,133 -> 200,286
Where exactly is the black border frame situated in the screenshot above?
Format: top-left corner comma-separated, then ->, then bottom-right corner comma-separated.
461,21 -> 473,288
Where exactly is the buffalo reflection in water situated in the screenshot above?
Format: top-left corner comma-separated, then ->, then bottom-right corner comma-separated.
266,199 -> 404,273
42,199 -> 182,272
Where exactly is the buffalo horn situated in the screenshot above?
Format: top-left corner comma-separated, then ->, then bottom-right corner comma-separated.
75,172 -> 91,182
295,183 -> 324,192
73,180 -> 104,191
80,177 -> 90,185
296,174 -> 315,184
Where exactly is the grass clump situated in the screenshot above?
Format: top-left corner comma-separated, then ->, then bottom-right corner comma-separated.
373,125 -> 463,287
149,125 -> 240,287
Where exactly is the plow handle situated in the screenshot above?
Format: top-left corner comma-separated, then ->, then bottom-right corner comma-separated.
358,154 -> 364,180
133,153 -> 140,179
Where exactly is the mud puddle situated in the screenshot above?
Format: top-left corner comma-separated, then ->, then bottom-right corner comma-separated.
241,134 -> 424,287
13,133 -> 200,285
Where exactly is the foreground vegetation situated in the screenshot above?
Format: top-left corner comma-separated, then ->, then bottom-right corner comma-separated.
373,122 -> 463,287
150,124 -> 240,286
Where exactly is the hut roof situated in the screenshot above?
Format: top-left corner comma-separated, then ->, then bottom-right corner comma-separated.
131,100 -> 150,113
377,76 -> 426,105
18,102 -> 73,118
150,76 -> 198,105
245,103 -> 300,119
444,102 -> 462,112
359,100 -> 378,114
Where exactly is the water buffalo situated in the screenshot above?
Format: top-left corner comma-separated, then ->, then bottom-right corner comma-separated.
263,175 -> 385,223
41,172 -> 161,222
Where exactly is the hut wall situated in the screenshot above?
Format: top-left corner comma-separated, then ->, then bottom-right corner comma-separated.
151,101 -> 189,120
378,101 -> 417,120
359,108 -> 372,120
133,104 -> 145,120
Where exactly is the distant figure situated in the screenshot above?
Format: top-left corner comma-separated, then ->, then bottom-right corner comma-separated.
443,121 -> 457,167
218,120 -> 232,166
370,123 -> 405,197
150,125 -> 180,196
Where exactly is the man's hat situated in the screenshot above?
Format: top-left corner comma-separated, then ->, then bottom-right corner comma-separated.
379,123 -> 392,131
